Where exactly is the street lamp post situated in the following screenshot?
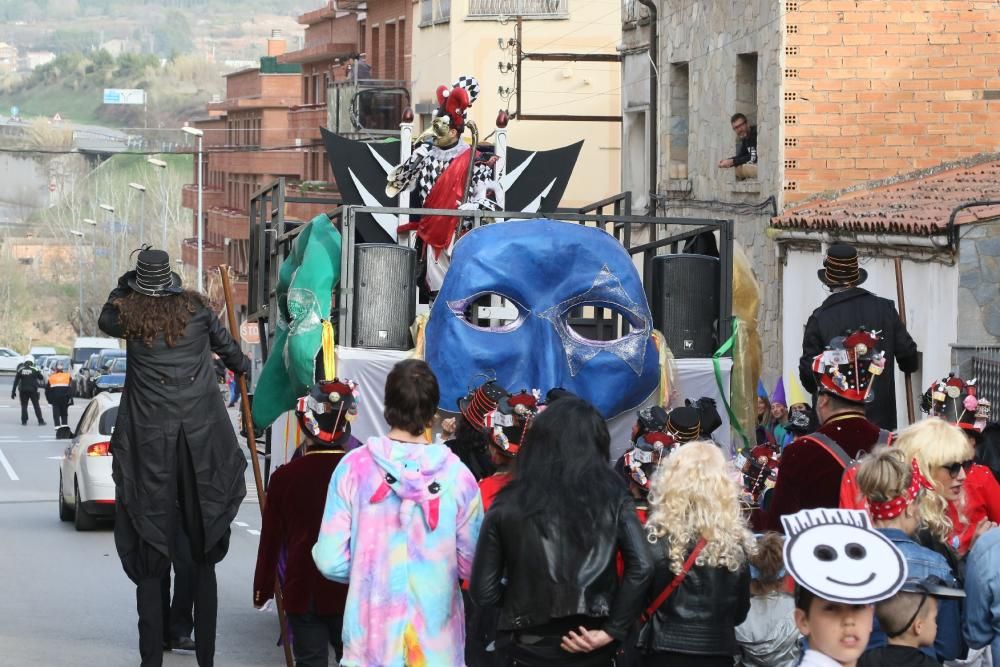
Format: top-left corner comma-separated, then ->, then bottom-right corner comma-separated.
83,218 -> 98,333
146,158 -> 168,249
182,126 -> 204,293
128,182 -> 147,246
69,230 -> 85,333
99,204 -> 116,279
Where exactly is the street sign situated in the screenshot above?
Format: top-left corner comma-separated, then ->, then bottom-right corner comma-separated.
52,113 -> 61,122
103,89 -> 146,105
239,321 -> 260,345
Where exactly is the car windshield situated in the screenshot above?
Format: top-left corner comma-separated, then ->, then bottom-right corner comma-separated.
109,358 -> 127,373
73,347 -> 108,364
97,407 -> 119,436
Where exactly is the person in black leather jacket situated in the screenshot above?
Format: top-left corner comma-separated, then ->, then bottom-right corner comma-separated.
637,440 -> 753,666
470,396 -> 654,666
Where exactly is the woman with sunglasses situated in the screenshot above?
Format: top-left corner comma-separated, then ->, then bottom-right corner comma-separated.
895,418 -> 999,556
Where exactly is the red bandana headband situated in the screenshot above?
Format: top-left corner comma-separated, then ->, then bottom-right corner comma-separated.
869,459 -> 934,521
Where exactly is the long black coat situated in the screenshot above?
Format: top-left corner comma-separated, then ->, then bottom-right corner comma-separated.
799,287 -> 919,431
99,286 -> 249,560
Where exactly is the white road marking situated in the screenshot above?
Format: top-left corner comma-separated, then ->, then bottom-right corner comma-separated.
47,456 -> 63,460
0,449 -> 18,481
246,529 -> 260,536
233,521 -> 248,527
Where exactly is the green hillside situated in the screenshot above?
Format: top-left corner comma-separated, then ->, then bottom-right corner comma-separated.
0,51 -> 223,127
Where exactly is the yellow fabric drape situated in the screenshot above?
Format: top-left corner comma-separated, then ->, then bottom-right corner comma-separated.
321,319 -> 336,381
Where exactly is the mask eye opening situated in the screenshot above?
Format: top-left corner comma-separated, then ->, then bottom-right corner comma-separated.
563,301 -> 644,344
448,292 -> 527,333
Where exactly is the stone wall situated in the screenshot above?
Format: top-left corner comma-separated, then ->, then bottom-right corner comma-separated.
954,219 -> 1000,374
651,0 -> 785,375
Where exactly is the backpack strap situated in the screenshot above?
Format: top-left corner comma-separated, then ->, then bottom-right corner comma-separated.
799,432 -> 853,469
877,429 -> 894,446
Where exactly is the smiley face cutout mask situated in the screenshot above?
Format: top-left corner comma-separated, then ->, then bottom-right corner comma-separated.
782,508 -> 907,605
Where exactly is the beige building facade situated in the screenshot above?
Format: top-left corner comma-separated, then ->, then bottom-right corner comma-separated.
411,0 -> 622,208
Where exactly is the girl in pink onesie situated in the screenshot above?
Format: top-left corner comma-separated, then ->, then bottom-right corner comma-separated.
313,359 -> 483,666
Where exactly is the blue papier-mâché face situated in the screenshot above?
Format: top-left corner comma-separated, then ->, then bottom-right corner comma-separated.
426,219 -> 659,418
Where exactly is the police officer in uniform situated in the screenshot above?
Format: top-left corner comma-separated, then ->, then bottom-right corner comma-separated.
12,359 -> 46,426
45,362 -> 73,431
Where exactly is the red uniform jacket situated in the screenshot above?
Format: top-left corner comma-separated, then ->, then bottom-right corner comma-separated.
757,414 -> 882,533
253,450 -> 348,615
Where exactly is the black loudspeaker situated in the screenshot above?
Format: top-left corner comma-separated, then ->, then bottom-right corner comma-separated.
650,254 -> 720,358
352,244 -> 416,349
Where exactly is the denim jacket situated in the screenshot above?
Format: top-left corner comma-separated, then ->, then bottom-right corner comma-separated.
965,527 -> 1000,663
865,528 -> 963,661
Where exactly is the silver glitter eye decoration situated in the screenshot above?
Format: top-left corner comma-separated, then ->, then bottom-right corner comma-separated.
540,266 -> 652,377
447,292 -> 528,333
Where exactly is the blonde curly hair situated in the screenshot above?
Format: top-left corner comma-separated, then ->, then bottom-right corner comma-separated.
646,440 -> 755,574
894,417 -> 973,543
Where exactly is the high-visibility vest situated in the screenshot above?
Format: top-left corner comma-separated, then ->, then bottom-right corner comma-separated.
48,372 -> 72,388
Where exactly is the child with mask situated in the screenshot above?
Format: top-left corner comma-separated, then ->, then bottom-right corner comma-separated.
782,508 -> 907,667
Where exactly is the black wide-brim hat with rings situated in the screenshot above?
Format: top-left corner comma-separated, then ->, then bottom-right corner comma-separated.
458,380 -> 509,433
665,406 -> 702,443
818,243 -> 868,287
128,246 -> 183,297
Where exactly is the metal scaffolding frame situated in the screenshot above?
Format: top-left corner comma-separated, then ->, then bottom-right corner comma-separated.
245,179 -> 734,488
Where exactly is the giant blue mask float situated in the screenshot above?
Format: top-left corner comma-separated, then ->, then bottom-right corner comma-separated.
426,219 -> 660,418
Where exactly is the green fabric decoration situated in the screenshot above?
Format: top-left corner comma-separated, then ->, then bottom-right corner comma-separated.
251,213 -> 342,430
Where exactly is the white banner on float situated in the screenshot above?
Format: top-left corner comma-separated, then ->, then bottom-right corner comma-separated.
264,348 -> 734,476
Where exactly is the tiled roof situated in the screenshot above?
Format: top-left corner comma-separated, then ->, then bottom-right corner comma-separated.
771,158 -> 1000,237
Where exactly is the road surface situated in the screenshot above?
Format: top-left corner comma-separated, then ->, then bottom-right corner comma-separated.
0,376 -> 291,666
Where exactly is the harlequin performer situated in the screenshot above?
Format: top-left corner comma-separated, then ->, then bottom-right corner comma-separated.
758,329 -> 894,533
799,243 -> 919,430
98,247 -> 250,667
388,75 -> 502,292
921,374 -> 1000,554
253,379 -> 359,667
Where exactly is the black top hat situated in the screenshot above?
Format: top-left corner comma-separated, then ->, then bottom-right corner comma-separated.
818,244 -> 868,287
665,406 -> 702,443
127,248 -> 183,297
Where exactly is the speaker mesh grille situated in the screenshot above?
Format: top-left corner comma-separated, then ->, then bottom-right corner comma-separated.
352,244 -> 416,350
651,254 -> 720,358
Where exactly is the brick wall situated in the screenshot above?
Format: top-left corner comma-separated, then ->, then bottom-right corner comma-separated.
259,74 -> 303,103
784,0 -> 1000,201
226,70 -> 263,99
364,0 -> 411,82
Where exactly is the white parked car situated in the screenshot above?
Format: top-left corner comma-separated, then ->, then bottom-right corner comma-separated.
59,391 -> 119,530
0,347 -> 28,373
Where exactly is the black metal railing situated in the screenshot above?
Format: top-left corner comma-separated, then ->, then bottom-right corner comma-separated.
972,348 -> 1000,407
468,0 -> 567,17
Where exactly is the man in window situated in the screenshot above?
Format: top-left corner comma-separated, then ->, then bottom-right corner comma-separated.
718,113 -> 757,180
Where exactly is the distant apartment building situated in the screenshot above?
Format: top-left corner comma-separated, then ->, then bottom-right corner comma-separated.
181,0 -> 414,309
21,50 -> 55,71
0,43 -> 18,75
2,237 -> 75,281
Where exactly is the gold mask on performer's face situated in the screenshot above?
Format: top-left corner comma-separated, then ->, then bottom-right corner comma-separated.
430,115 -> 459,147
